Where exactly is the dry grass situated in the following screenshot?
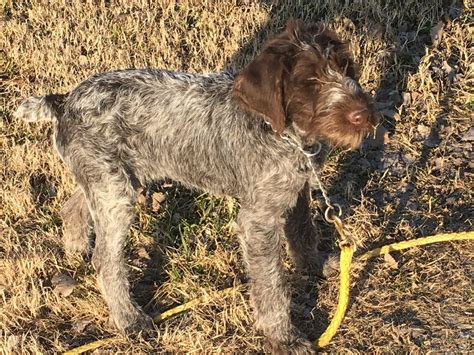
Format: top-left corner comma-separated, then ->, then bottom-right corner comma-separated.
1,0 -> 473,353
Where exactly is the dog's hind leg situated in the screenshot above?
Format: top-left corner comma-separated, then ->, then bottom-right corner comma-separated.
74,163 -> 153,334
61,188 -> 92,255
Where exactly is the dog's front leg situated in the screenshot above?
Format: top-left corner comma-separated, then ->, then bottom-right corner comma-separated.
237,195 -> 315,354
284,183 -> 339,278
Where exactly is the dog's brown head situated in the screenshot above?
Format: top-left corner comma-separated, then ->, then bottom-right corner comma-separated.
232,20 -> 378,149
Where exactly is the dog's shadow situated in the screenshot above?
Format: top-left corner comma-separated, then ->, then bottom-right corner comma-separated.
130,180 -> 244,316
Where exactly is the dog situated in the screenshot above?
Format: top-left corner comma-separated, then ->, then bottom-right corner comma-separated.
15,20 -> 377,353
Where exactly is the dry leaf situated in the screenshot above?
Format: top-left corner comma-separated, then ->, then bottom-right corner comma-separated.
72,317 -> 93,333
136,191 -> 146,205
137,247 -> 151,260
384,252 -> 399,269
151,192 -> 166,212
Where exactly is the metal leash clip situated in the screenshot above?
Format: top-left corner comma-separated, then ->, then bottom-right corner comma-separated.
332,215 -> 356,249
323,204 -> 355,249
281,132 -> 356,249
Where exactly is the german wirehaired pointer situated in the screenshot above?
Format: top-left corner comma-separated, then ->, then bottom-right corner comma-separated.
15,21 -> 377,353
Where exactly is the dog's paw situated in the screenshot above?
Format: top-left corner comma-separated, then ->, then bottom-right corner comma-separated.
298,251 -> 339,279
317,251 -> 340,278
112,309 -> 154,336
268,336 -> 316,355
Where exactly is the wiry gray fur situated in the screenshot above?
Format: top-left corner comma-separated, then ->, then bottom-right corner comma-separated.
16,68 -> 335,353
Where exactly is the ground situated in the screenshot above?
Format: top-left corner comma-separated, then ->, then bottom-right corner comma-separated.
0,0 -> 472,353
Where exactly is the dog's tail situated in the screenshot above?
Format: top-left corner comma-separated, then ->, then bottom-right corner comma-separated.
14,94 -> 66,123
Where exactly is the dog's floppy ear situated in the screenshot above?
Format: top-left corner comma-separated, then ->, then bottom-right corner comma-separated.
232,52 -> 286,134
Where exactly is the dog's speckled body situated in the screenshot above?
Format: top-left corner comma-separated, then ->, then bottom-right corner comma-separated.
15,21 -> 377,353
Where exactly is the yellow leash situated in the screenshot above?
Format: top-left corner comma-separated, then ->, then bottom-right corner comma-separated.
64,230 -> 473,354
358,232 -> 474,261
317,230 -> 474,348
316,245 -> 353,348
64,287 -> 239,354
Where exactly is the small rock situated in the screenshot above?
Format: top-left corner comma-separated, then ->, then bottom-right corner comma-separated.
459,330 -> 471,339
51,273 -> 77,297
402,153 -> 416,165
448,4 -> 463,19
433,157 -> 445,170
425,133 -> 440,148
